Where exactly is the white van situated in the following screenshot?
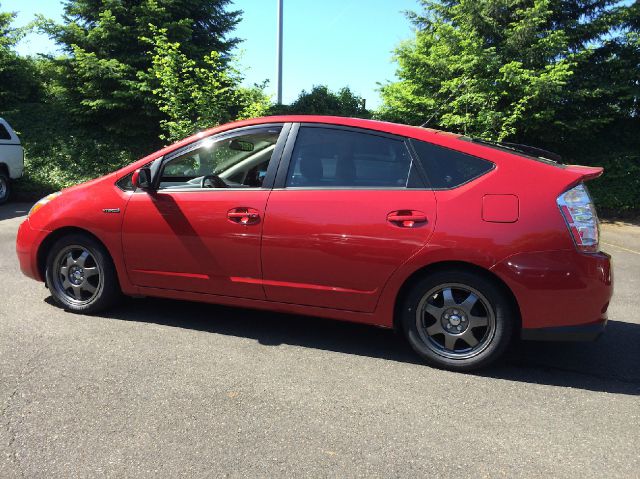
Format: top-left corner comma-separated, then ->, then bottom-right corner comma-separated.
0,118 -> 24,204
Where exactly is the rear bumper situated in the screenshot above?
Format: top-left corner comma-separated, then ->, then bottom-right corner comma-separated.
521,320 -> 607,342
16,218 -> 48,281
491,249 -> 613,335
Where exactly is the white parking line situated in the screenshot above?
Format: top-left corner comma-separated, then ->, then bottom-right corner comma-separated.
602,241 -> 640,256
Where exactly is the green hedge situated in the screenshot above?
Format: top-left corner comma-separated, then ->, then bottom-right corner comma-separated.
587,155 -> 640,218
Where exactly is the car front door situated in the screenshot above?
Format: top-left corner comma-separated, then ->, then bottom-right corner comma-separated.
259,124 -> 437,312
121,124 -> 289,299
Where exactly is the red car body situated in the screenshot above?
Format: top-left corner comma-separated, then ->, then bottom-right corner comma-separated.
16,116 -> 612,341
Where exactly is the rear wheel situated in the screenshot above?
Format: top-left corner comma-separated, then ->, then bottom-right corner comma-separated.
400,270 -> 515,371
45,234 -> 120,313
0,173 -> 10,204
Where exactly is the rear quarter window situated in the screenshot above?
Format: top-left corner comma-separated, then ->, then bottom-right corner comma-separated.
411,139 -> 494,189
116,172 -> 135,191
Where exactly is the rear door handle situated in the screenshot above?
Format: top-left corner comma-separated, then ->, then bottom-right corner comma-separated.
387,210 -> 428,228
227,207 -> 260,225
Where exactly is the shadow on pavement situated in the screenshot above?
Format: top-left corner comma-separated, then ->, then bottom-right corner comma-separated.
489,319 -> 640,395
0,202 -> 31,221
78,296 -> 640,396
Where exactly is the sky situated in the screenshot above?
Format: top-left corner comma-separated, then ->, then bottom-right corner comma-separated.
2,0 -> 421,108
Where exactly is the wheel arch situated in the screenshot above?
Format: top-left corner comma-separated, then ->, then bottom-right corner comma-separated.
0,163 -> 8,176
37,226 -> 115,281
393,260 -> 522,332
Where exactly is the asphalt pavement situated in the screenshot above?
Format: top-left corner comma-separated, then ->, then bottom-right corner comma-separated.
1,203 -> 639,478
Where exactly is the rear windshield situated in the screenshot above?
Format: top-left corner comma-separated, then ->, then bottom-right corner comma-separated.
460,137 -> 565,167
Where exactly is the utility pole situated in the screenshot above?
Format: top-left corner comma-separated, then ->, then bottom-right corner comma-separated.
276,0 -> 283,104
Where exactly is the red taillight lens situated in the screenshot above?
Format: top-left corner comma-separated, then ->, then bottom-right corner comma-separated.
557,183 -> 599,252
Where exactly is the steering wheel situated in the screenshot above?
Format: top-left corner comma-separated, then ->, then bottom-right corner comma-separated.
201,174 -> 228,189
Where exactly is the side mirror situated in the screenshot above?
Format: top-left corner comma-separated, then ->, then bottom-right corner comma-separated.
132,167 -> 153,191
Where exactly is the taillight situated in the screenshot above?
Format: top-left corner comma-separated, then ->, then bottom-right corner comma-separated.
557,183 -> 599,252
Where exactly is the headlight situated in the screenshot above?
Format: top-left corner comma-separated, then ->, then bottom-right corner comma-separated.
29,192 -> 62,217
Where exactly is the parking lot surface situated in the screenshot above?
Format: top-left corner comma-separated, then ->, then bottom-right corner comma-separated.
1,203 -> 639,478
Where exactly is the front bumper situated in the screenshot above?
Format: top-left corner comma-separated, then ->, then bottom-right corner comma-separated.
16,218 -> 48,281
491,249 -> 613,340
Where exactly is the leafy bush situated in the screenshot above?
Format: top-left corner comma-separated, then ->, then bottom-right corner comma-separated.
145,26 -> 270,143
7,102 -> 134,199
588,156 -> 640,217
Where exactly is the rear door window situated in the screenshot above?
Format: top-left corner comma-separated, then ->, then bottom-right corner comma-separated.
410,139 -> 494,189
286,126 -> 425,188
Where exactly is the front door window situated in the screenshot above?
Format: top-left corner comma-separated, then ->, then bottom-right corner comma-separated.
159,127 -> 282,190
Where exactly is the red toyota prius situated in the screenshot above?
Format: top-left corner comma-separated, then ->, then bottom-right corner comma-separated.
16,116 -> 613,370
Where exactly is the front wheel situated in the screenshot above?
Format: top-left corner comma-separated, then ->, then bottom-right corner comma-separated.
400,270 -> 516,371
45,234 -> 121,313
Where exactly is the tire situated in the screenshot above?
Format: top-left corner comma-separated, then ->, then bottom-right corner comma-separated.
45,233 -> 121,313
400,269 -> 516,371
0,173 -> 10,204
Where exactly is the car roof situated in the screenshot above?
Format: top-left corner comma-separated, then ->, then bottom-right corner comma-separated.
216,115 -> 461,141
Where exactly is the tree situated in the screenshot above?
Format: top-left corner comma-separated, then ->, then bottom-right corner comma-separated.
146,26 -> 270,143
379,1 -> 638,141
378,0 -> 579,140
379,0 -> 639,213
538,2 -> 640,151
41,0 -> 242,153
0,3 -> 42,111
275,85 -> 371,118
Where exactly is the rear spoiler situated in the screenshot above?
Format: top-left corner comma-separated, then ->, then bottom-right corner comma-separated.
564,165 -> 604,182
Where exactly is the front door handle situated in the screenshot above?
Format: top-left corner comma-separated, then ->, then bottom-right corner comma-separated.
387,210 -> 428,228
228,207 -> 260,225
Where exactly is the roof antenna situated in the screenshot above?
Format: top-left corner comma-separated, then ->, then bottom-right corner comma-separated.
420,77 -> 468,128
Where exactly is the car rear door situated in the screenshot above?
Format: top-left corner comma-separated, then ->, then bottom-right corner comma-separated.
121,123 -> 289,299
259,124 -> 437,312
